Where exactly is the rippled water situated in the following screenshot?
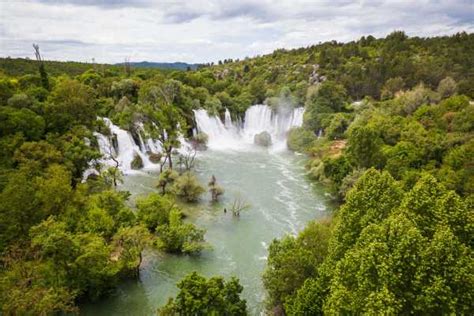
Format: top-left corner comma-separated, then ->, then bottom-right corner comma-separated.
81,148 -> 332,315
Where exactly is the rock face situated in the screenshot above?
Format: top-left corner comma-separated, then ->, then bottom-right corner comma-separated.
254,131 -> 272,147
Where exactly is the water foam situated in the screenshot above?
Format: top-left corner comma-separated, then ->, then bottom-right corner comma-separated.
194,105 -> 304,151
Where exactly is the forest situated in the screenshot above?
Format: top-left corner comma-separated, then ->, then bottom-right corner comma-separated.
0,31 -> 473,315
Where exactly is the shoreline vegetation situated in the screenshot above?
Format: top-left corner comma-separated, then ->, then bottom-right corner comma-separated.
0,31 -> 473,315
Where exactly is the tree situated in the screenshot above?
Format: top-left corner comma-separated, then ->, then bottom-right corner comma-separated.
304,81 -> 347,132
33,43 -> 49,90
172,172 -> 205,202
159,272 -> 247,315
437,76 -> 457,99
0,106 -> 45,141
143,102 -> 185,170
381,77 -> 404,100
157,169 -> 179,195
112,225 -> 153,275
45,79 -> 96,133
155,209 -> 207,254
208,175 -> 224,202
346,124 -> 384,168
136,193 -> 177,231
263,221 -> 331,310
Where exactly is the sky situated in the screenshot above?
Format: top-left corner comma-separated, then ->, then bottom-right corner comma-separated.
0,0 -> 473,64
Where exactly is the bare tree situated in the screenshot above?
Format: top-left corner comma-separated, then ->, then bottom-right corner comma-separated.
124,57 -> 132,77
178,145 -> 197,172
229,195 -> 250,217
32,43 -> 49,90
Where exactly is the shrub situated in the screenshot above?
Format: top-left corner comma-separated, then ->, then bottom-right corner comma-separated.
172,172 -> 205,202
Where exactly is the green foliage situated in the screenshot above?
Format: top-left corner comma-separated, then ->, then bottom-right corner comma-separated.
346,124 -> 384,168
157,169 -> 179,195
264,169 -> 473,314
131,154 -> 144,170
304,81 -> 347,132
287,127 -> 316,152
381,77 -> 405,100
263,221 -> 331,309
136,193 -> 177,231
172,172 -> 205,202
159,272 -> 247,315
155,209 -> 207,254
437,76 -> 457,99
45,79 -> 96,133
0,106 -> 45,140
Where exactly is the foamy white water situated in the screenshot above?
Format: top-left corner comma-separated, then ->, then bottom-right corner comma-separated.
194,104 -> 304,150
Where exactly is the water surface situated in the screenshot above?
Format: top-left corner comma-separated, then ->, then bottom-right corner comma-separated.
82,148 -> 332,315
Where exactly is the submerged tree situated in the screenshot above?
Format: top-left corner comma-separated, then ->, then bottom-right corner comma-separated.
229,195 -> 250,217
172,172 -> 205,203
157,169 -> 179,195
208,175 -> 224,202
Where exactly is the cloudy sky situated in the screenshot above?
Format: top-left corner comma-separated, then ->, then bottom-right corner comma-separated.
0,0 -> 473,64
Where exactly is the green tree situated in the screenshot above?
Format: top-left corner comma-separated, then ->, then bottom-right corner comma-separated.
136,193 -> 177,232
45,79 -> 96,133
172,172 -> 205,202
159,272 -> 247,315
346,124 -> 384,168
155,209 -> 207,254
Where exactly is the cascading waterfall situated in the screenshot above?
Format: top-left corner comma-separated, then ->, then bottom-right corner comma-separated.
90,118 -> 161,175
194,104 -> 304,150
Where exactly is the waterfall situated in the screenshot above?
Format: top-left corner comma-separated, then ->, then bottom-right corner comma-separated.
194,104 -> 304,150
92,118 -> 161,174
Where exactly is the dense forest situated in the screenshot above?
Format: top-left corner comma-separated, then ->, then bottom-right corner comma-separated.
0,31 -> 473,314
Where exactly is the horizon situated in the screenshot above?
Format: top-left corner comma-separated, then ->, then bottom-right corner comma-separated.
1,0 -> 473,64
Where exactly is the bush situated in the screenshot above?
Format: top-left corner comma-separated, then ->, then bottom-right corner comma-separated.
172,172 -> 205,202
287,127 -> 316,152
131,154 -> 143,170
136,193 -> 177,232
437,76 -> 457,99
155,209 -> 207,254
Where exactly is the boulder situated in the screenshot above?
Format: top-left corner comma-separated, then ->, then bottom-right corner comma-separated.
254,131 -> 272,147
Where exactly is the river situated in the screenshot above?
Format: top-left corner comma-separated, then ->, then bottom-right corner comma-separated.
82,105 -> 332,315
82,148 -> 331,315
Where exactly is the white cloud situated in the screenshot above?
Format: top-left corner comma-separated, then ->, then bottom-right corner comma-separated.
0,0 -> 472,63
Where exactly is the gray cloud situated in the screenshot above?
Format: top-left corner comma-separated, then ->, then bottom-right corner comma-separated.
0,0 -> 472,63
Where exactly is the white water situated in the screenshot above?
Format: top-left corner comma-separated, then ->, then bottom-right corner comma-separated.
90,104 -> 303,176
93,118 -> 160,174
194,104 -> 304,151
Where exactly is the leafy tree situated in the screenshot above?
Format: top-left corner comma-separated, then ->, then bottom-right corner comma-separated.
157,169 -> 179,194
304,81 -> 347,132
0,106 -> 45,140
437,76 -> 457,99
159,272 -> 247,315
155,209 -> 207,254
45,79 -> 96,133
136,193 -> 177,231
172,172 -> 205,202
287,127 -> 317,152
346,124 -> 384,168
263,221 -> 331,309
381,77 -> 405,100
